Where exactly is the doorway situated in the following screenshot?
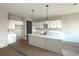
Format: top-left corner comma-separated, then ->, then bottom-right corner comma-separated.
8,20 -> 23,44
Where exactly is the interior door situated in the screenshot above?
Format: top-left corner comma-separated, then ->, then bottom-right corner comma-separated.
15,25 -> 23,40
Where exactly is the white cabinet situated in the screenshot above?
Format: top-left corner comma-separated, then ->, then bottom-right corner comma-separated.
8,32 -> 16,44
29,35 -> 63,55
29,36 -> 45,48
32,20 -> 62,32
47,21 -> 53,28
44,38 -> 62,54
33,22 -> 44,29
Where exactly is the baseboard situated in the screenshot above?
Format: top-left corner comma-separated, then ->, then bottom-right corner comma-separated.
64,41 -> 79,47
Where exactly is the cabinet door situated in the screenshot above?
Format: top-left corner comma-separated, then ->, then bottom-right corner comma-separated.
33,22 -> 43,28
47,21 -> 54,28
44,38 -> 62,54
29,36 -> 45,48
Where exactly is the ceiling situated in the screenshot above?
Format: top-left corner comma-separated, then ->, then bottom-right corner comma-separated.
0,3 -> 79,20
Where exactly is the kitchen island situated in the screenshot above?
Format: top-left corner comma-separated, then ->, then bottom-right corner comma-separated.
29,34 -> 63,55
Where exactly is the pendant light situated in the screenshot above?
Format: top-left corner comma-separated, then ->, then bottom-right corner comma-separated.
32,9 -> 34,20
46,5 -> 49,21
43,5 -> 49,29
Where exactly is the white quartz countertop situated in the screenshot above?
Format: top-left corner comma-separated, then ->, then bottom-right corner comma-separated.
30,33 -> 63,40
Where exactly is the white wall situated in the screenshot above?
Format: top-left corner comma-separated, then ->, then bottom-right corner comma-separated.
20,20 -> 25,40
0,9 -> 8,48
15,25 -> 23,40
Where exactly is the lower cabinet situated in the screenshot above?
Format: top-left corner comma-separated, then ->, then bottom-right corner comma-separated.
43,38 -> 62,55
29,35 -> 63,55
8,32 -> 16,44
29,36 -> 45,48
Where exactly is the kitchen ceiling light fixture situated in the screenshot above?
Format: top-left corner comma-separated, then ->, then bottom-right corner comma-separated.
32,9 -> 34,20
42,5 -> 49,29
46,5 -> 49,21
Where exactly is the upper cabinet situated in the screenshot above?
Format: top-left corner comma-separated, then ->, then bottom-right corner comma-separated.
47,20 -> 62,29
32,20 -> 63,31
47,21 -> 54,28
32,22 -> 44,29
